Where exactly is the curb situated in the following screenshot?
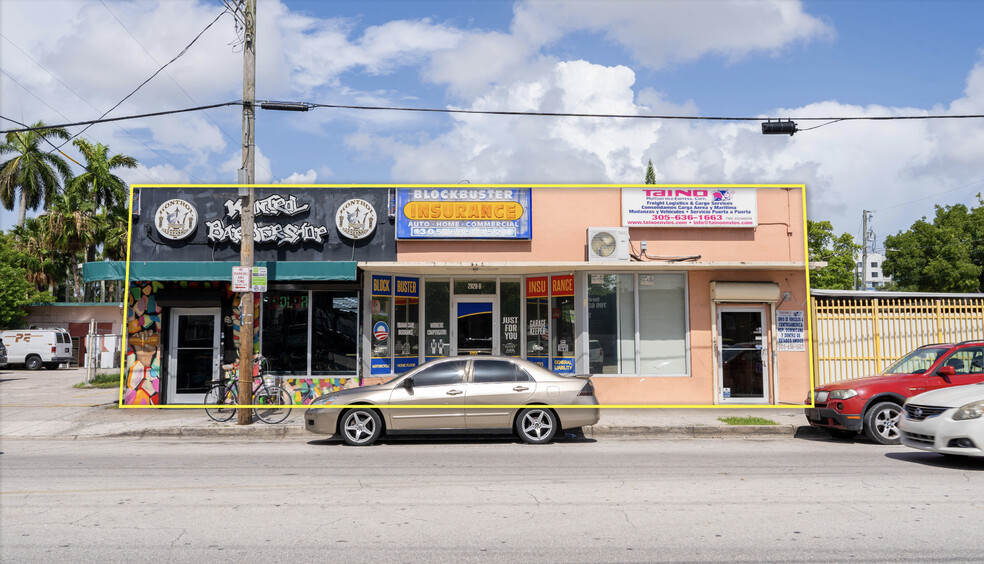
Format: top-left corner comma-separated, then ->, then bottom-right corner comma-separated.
5,424 -> 828,440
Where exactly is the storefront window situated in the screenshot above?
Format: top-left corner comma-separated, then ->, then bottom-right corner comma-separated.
638,274 -> 687,374
394,277 -> 420,373
424,280 -> 450,361
588,274 -> 635,374
526,276 -> 549,367
500,280 -> 521,357
370,275 -> 392,375
551,275 -> 575,374
262,291 -> 309,375
311,292 -> 358,376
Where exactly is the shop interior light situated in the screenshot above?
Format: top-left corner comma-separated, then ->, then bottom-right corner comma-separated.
761,119 -> 798,136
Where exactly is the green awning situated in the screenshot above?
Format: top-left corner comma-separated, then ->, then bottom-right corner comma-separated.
83,261 -> 357,283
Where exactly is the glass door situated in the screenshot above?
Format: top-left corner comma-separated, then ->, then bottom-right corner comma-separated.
718,307 -> 769,403
453,297 -> 497,356
167,307 -> 220,404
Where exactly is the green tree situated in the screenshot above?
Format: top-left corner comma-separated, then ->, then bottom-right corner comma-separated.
65,139 -> 137,300
45,189 -> 98,302
0,122 -> 73,227
0,234 -> 55,328
9,219 -> 70,296
66,139 -> 137,212
644,159 -> 656,184
807,220 -> 861,290
882,197 -> 984,292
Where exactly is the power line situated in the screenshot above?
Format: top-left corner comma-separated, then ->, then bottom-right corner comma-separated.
6,98 -> 984,136
95,0 -> 265,180
51,5 -> 231,152
0,35 -> 199,183
306,102 -> 984,122
0,101 -> 242,134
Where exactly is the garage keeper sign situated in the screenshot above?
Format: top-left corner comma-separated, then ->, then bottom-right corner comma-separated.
396,188 -> 532,239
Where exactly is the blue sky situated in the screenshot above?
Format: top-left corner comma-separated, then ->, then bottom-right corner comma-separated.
2,0 -> 983,249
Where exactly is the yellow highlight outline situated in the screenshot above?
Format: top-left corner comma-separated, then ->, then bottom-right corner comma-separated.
119,183 -> 816,410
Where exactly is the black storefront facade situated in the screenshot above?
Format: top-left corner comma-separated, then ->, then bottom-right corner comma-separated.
87,185 -> 395,406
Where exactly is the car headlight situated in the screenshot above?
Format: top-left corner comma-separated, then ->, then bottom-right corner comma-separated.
828,389 -> 858,400
953,400 -> 984,421
311,394 -> 337,406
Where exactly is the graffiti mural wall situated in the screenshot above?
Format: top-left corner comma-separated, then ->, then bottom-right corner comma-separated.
125,282 -> 163,404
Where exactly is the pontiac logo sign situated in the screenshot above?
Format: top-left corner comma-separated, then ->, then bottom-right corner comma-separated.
336,198 -> 377,240
154,199 -> 198,240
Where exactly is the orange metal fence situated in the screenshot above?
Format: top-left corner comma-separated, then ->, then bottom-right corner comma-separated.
811,295 -> 984,386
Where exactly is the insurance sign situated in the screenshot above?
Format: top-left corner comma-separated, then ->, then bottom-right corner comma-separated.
396,188 -> 532,239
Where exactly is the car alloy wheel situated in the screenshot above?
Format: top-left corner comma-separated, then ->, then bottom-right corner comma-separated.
516,407 -> 557,444
341,408 -> 382,446
863,401 -> 902,445
25,355 -> 42,371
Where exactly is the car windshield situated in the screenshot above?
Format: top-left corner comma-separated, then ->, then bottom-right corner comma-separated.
881,347 -> 949,375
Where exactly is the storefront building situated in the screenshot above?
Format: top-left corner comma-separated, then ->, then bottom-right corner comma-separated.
87,184 -> 810,406
86,186 -> 395,406
365,185 -> 811,405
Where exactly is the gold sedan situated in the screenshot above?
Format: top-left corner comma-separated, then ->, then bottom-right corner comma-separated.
305,356 -> 600,445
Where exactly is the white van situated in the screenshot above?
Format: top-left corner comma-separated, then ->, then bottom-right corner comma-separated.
0,328 -> 73,370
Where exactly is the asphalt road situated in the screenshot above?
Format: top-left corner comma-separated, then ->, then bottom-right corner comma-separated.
2,436 -> 983,563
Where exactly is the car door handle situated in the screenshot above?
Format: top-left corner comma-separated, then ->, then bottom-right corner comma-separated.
446,389 -> 463,396
513,386 -> 529,392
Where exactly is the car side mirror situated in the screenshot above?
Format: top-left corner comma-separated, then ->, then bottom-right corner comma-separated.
938,365 -> 955,381
403,377 -> 414,388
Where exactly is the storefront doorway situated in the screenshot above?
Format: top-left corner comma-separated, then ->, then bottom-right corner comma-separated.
453,297 -> 498,355
717,307 -> 769,403
167,308 -> 220,404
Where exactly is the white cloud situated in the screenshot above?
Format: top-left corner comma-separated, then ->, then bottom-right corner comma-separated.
424,0 -> 832,97
219,146 -> 274,184
354,54 -> 984,239
276,169 -> 318,184
512,0 -> 833,68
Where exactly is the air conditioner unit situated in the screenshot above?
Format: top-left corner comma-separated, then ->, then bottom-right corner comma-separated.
587,227 -> 630,261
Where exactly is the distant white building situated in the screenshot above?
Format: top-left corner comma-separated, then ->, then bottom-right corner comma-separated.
855,252 -> 893,289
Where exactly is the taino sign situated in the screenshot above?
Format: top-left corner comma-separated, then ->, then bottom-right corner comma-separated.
622,187 -> 758,228
154,198 -> 198,240
396,188 -> 532,240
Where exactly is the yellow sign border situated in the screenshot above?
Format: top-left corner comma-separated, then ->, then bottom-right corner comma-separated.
118,183 -> 815,410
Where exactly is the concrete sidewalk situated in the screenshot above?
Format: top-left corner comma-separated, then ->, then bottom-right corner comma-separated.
0,367 -> 824,440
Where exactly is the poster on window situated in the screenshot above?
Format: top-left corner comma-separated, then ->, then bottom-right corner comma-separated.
777,310 -> 806,352
622,187 -> 758,228
370,275 -> 392,374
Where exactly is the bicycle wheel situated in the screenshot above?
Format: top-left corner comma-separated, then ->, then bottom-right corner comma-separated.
253,385 -> 292,424
204,383 -> 236,422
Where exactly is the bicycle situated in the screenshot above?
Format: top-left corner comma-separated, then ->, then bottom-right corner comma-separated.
204,354 -> 293,424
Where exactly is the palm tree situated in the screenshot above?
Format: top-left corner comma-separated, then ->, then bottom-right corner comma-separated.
66,139 -> 137,212
46,189 -> 98,302
10,217 -> 69,296
66,139 -> 137,300
0,122 -> 73,227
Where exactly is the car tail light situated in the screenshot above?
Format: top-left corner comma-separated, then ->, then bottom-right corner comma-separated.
51,346 -> 56,353
578,380 -> 595,397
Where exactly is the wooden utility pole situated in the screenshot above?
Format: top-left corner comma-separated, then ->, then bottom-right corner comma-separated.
237,0 -> 256,425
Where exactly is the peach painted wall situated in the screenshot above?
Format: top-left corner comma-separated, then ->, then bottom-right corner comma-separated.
591,268 -> 811,406
397,187 -> 805,263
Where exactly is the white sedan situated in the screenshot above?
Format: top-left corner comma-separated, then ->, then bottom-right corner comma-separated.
898,382 -> 984,458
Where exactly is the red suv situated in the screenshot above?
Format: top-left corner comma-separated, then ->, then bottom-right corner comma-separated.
806,341 -> 984,444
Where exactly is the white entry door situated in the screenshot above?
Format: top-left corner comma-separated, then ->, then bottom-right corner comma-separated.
718,307 -> 769,404
167,308 -> 221,404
